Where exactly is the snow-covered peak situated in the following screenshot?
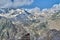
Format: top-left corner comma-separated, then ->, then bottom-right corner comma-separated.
0,9 -> 26,18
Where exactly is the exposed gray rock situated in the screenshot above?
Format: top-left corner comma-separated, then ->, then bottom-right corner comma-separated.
0,17 -> 28,40
0,17 -> 16,40
0,9 -> 60,40
47,29 -> 60,40
38,29 -> 60,40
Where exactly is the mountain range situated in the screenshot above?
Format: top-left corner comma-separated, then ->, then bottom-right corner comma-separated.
0,8 -> 60,40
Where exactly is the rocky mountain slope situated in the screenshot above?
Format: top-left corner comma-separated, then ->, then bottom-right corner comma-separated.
0,8 -> 60,40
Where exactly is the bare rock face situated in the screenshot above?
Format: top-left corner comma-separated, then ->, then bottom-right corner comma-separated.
0,17 -> 17,40
38,29 -> 60,40
0,17 -> 28,40
20,33 -> 30,40
0,9 -> 60,40
47,29 -> 60,40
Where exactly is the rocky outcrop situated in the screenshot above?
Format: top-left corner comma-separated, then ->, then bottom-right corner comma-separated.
0,9 -> 60,40
0,17 -> 28,40
38,29 -> 60,40
47,29 -> 60,40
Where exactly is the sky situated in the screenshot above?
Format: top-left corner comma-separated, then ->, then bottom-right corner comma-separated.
20,0 -> 60,9
0,0 -> 60,10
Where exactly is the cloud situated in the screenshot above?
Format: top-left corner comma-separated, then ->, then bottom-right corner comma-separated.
0,0 -> 34,8
28,7 -> 41,13
28,3 -> 60,13
27,3 -> 60,18
43,3 -> 60,15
